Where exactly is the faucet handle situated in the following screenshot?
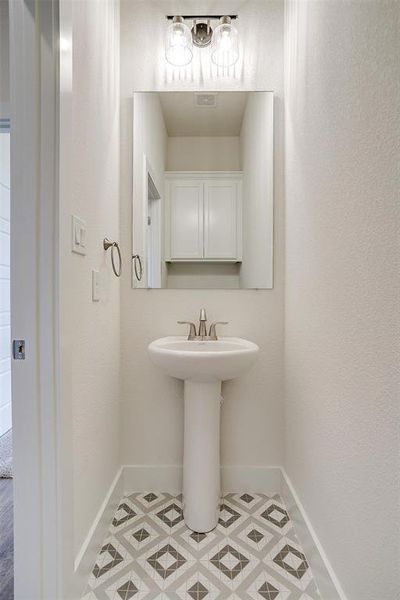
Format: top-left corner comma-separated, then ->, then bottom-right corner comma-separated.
208,321 -> 228,340
177,321 -> 197,340
199,308 -> 207,321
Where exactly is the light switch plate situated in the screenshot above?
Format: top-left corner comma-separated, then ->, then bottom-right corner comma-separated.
92,270 -> 101,301
72,215 -> 87,255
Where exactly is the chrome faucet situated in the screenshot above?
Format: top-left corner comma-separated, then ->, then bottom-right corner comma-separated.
209,321 -> 228,340
177,321 -> 197,340
178,309 -> 229,341
198,308 -> 207,339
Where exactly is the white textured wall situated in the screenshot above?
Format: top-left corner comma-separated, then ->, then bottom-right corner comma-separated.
167,136 -> 240,171
61,0 -> 121,557
284,1 -> 400,599
120,0 -> 285,468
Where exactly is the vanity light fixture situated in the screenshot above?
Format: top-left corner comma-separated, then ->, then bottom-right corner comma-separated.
165,15 -> 239,67
165,16 -> 193,67
211,16 -> 239,68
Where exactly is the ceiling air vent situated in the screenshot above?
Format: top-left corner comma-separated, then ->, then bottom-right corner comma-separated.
194,93 -> 217,107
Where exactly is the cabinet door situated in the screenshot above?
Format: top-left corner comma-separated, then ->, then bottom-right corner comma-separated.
204,181 -> 238,259
168,180 -> 204,259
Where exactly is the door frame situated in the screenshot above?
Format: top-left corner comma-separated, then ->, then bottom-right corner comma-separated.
0,123 -> 11,438
9,0 -> 69,597
145,163 -> 162,288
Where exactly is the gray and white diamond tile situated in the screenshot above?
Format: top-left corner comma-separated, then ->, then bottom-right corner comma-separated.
255,499 -> 292,536
152,501 -> 186,534
111,499 -> 141,532
120,515 -> 165,553
103,569 -> 151,600
202,539 -> 259,592
223,493 -> 270,515
126,492 -> 179,516
137,539 -> 195,590
82,493 -> 320,600
175,568 -> 222,600
176,523 -> 223,558
88,537 -> 135,590
233,518 -> 275,553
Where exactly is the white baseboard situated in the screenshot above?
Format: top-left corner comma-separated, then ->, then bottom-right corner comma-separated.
281,469 -> 347,600
122,464 -> 282,496
74,464 -> 345,600
73,467 -> 123,599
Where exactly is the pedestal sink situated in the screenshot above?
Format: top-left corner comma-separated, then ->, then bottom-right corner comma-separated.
148,336 -> 259,533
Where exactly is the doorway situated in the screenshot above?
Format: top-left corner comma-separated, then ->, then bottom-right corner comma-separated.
6,0 -> 65,597
0,116 -> 13,599
0,1 -> 13,595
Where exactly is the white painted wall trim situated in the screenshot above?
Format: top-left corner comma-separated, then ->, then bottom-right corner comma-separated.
281,469 -> 347,600
58,0 -> 75,597
0,132 -> 11,438
73,467 -> 124,599
9,1 -> 62,598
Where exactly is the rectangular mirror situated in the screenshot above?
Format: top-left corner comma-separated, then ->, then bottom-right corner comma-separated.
132,91 -> 273,289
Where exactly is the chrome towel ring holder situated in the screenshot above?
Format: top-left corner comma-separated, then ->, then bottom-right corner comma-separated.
132,254 -> 143,281
103,238 -> 122,277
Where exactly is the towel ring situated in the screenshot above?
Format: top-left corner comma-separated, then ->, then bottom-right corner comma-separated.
132,254 -> 143,281
103,238 -> 122,277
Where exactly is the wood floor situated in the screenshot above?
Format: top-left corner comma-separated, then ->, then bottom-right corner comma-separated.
0,479 -> 13,600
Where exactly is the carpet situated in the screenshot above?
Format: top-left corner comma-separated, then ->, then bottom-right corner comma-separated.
0,430 -> 12,478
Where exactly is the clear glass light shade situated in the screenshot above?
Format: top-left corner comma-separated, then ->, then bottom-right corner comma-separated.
211,18 -> 239,68
165,17 -> 193,67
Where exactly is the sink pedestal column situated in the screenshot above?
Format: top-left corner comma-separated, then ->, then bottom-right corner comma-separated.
183,380 -> 221,533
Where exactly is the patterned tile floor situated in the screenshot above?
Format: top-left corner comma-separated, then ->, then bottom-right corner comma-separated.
82,492 -> 321,600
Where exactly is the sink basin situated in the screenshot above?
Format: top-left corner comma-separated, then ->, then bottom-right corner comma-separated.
148,336 -> 259,382
148,335 -> 259,533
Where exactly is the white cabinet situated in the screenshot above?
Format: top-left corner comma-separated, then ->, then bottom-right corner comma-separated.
165,172 -> 242,262
204,181 -> 238,259
169,180 -> 203,259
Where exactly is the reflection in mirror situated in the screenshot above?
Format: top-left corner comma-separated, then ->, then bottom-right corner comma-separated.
132,91 -> 273,289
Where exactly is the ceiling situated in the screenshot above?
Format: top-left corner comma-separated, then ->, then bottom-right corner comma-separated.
158,91 -> 249,136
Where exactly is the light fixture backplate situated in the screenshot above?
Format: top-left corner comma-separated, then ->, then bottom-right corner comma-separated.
191,22 -> 213,48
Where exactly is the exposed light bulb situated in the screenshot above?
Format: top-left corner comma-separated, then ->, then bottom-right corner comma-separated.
165,16 -> 193,67
211,16 -> 239,68
220,31 -> 232,50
